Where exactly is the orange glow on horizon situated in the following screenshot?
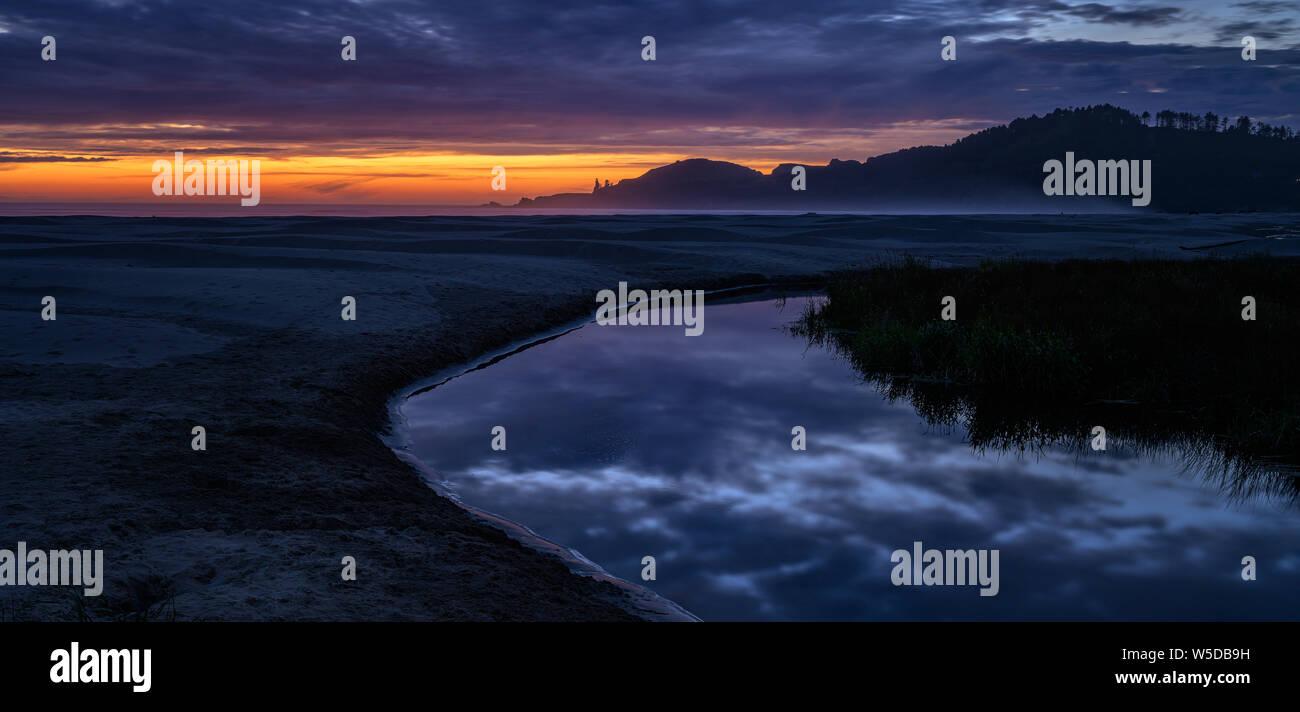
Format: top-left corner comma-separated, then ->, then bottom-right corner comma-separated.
1,152 -> 688,205
0,120 -> 980,206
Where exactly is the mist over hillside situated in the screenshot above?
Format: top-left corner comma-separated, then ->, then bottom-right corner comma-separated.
510,106 -> 1300,212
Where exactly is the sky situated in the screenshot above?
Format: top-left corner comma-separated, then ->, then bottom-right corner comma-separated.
0,0 -> 1297,207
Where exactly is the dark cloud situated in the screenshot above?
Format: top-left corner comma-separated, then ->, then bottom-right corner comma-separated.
1232,1 -> 1294,13
0,0 -> 1297,156
302,179 -> 360,194
0,152 -> 113,162
1215,19 -> 1297,42
1060,3 -> 1183,26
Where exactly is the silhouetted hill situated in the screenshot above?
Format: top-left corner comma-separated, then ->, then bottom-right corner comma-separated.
509,106 -> 1300,212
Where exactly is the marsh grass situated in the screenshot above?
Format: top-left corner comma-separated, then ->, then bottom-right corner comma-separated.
793,254 -> 1300,503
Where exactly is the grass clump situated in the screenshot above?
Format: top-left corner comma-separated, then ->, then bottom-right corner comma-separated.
794,254 -> 1300,502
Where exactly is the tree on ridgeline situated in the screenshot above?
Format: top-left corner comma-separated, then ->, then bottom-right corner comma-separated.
518,104 -> 1300,212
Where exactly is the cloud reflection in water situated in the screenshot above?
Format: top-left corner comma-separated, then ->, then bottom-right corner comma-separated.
405,297 -> 1300,621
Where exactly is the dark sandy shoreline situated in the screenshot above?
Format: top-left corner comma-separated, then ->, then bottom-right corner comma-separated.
383,282 -> 821,622
2,213 -> 1296,621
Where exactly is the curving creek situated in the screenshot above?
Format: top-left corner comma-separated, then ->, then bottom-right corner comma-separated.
390,294 -> 1300,621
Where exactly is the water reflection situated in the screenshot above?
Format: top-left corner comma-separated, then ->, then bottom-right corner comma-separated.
402,297 -> 1300,621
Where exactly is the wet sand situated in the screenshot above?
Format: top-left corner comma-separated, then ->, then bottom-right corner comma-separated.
1,213 -> 1294,620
